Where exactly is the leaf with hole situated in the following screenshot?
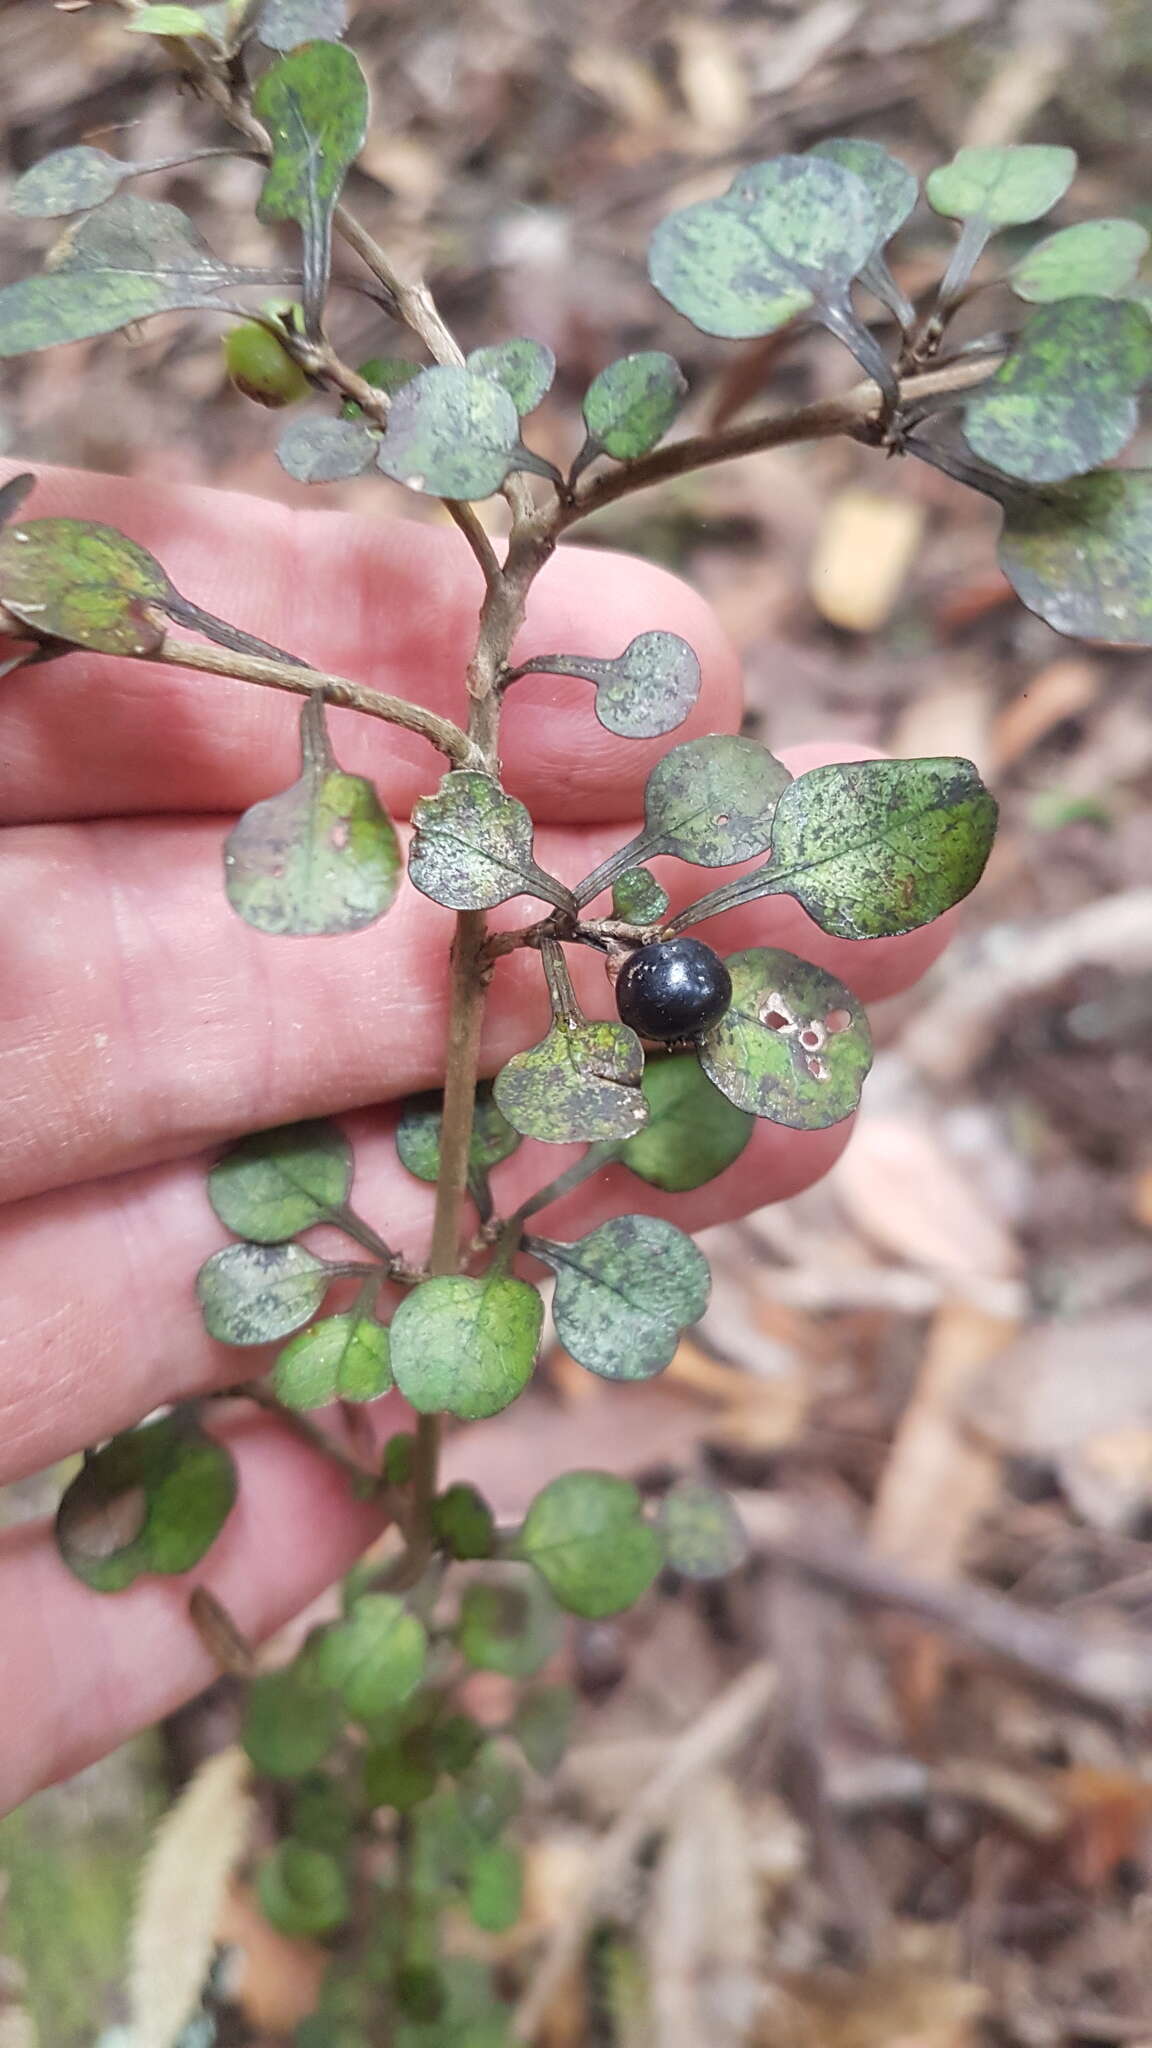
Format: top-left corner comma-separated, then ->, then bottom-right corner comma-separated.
698,947 -> 871,1128
658,1480 -> 749,1580
576,734 -> 790,908
408,770 -> 572,913
10,147 -> 132,219
258,1841 -> 348,1938
518,1471 -> 661,1618
513,629 -> 701,739
224,693 -> 402,935
278,413 -> 379,481
579,350 -> 685,462
275,1313 -> 392,1408
197,1240 -> 332,1344
511,1685 -> 573,1775
243,1660 -> 343,1778
209,1117 -> 351,1241
55,1414 -> 237,1593
377,365 -> 523,499
253,42 -> 368,333
467,337 -> 555,415
617,1051 -> 753,1191
457,1569 -> 562,1679
807,136 -> 917,325
962,296 -> 1152,483
612,866 -> 669,924
395,1085 -> 522,1186
390,1274 -> 543,1420
493,1018 -> 647,1144
926,144 -> 1077,229
1011,218 -> 1150,303
317,1594 -> 427,1722
997,466 -> 1152,645
256,0 -> 347,50
532,1214 -> 710,1380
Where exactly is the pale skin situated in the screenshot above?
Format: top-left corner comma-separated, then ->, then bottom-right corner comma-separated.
0,465 -> 952,1812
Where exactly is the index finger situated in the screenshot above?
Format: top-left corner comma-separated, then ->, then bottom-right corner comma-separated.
0,465 -> 743,827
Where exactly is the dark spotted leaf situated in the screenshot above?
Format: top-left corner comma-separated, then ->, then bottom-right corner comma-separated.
512,629 -> 701,739
377,365 -> 521,500
456,1568 -> 562,1679
277,413 -> 379,481
253,41 -> 369,334
808,136 -> 917,325
998,467 -> 1152,644
926,144 -> 1077,229
575,734 -> 791,909
511,1685 -> 573,1775
531,1215 -> 710,1380
316,1593 -> 427,1721
10,147 -> 130,218
224,692 -> 402,935
698,947 -> 871,1129
56,1413 -> 237,1593
493,1019 -> 647,1144
612,866 -> 669,924
580,350 -> 686,460
243,1660 -> 343,1778
258,1841 -> 348,1938
658,1480 -> 749,1580
408,770 -> 573,912
1011,218 -> 1150,303
617,1052 -> 752,1192
518,1471 -> 661,1619
256,0 -> 347,50
197,1240 -> 332,1344
209,1117 -> 352,1241
390,1274 -> 543,1419
467,338 -> 555,414
395,1085 -> 521,1185
0,516 -> 168,655
962,296 -> 1152,483
275,1313 -> 392,1408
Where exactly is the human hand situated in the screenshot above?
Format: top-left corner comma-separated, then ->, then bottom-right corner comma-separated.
0,467 -> 949,1810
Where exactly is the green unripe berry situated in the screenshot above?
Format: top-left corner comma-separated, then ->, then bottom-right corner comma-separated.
224,320 -> 310,408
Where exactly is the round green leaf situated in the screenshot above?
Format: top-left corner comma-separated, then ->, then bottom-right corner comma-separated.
243,1663 -> 343,1778
408,771 -> 571,913
456,1569 -> 563,1679
698,947 -> 871,1129
364,1732 -> 439,1811
515,630 -> 701,739
658,1480 -> 749,1580
377,366 -> 521,499
925,144 -> 1077,227
644,733 -> 792,865
277,414 -> 379,482
807,137 -> 917,250
275,1313 -> 392,1408
316,1594 -> 428,1722
492,1019 -> 647,1144
998,467 -> 1152,645
617,1051 -> 753,1192
518,1471 -> 661,1619
254,41 -> 369,332
197,1241 -> 331,1345
468,1841 -> 522,1934
962,296 -> 1152,483
258,1841 -> 348,1938
55,1414 -> 237,1593
209,1117 -> 352,1241
10,147 -> 129,219
648,155 -> 877,340
431,1482 -> 495,1560
1011,218 -> 1150,303
612,866 -> 669,924
0,516 -> 168,655
511,1685 -> 574,1775
467,338 -> 556,415
581,351 -> 686,459
390,1275 -> 543,1420
533,1215 -> 710,1381
395,1084 -> 522,1185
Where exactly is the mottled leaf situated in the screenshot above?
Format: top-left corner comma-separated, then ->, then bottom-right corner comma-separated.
1011,218 -> 1150,303
208,1117 -> 351,1241
258,1841 -> 348,1937
224,692 -> 402,935
317,1593 -> 427,1721
275,1313 -> 392,1408
698,947 -> 872,1128
926,144 -> 1077,228
612,866 -> 669,924
513,629 -> 701,739
645,734 -> 791,865
617,1051 -> 752,1192
408,770 -> 572,913
277,413 -> 378,481
493,1019 -> 647,1144
256,0 -> 347,50
808,137 -> 917,250
390,1274 -> 543,1419
243,1661 -> 342,1778
456,1568 -> 562,1679
9,147 -> 129,219
532,1214 -> 710,1380
998,467 -> 1152,644
253,41 -> 369,333
511,1685 -> 573,1775
468,1841 -> 522,1933
467,337 -> 555,414
395,1085 -> 521,1188
56,1414 -> 236,1593
377,365 -> 522,499
431,1482 -> 495,1560
0,516 -> 167,655
962,296 -> 1152,483
197,1240 -> 331,1344
580,351 -> 686,460
658,1479 -> 749,1580
518,1471 -> 661,1619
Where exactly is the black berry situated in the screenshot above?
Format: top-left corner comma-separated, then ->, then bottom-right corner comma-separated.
614,937 -> 732,1043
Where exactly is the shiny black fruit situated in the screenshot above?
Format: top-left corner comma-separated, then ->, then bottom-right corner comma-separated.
614,937 -> 732,1043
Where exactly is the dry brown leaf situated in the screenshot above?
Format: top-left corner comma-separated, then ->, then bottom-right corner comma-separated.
1049,1766 -> 1152,1887
890,672 -> 993,778
760,1965 -> 987,2048
129,1747 -> 255,2048
833,1115 -> 1022,1284
809,489 -> 925,633
991,657 -> 1102,771
967,1313 -> 1152,1456
669,18 -> 752,148
646,1774 -> 763,2048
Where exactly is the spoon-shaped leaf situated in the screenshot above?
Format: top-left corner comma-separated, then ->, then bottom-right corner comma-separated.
253,41 -> 369,335
10,146 -> 132,218
699,947 -> 872,1128
616,1052 -> 752,1191
962,296 -> 1152,483
1011,218 -> 1150,304
390,1273 -> 543,1419
517,1471 -> 661,1618
926,144 -> 1077,307
493,1020 -> 647,1144
512,629 -> 701,739
209,1117 -> 352,1240
56,1413 -> 237,1592
377,365 -> 522,500
0,516 -> 168,655
278,414 -> 379,482
530,1215 -> 710,1380
574,734 -> 791,908
197,1240 -> 333,1344
997,467 -> 1152,645
467,338 -> 556,415
408,770 -> 573,913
